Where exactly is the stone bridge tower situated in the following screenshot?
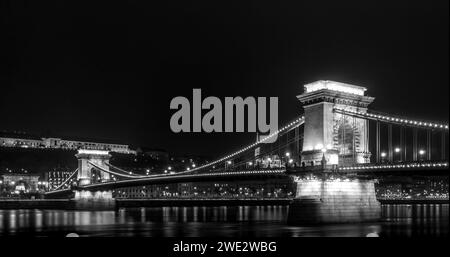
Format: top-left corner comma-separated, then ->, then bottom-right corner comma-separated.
72,149 -> 114,210
297,80 -> 375,166
288,81 -> 380,225
75,149 -> 112,186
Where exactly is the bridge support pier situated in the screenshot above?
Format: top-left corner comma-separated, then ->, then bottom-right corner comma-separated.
67,149 -> 116,210
69,190 -> 116,210
287,176 -> 380,224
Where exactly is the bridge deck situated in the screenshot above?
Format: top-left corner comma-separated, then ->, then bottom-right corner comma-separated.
45,161 -> 448,197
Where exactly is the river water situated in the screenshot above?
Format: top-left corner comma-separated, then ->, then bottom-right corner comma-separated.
0,204 -> 447,237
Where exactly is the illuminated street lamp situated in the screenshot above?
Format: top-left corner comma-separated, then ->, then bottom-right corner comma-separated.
225,160 -> 232,170
394,147 -> 401,162
380,152 -> 387,163
419,149 -> 426,161
284,152 -> 292,167
266,158 -> 272,168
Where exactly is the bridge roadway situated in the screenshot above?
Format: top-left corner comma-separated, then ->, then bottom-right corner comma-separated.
45,169 -> 287,196
287,161 -> 449,176
44,161 -> 448,197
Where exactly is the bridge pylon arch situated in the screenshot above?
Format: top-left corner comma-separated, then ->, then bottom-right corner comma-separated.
72,149 -> 115,210
289,81 -> 381,224
297,80 -> 374,166
75,149 -> 112,186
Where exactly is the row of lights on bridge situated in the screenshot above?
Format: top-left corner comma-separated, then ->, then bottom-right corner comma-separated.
340,162 -> 448,170
84,169 -> 286,187
114,149 -> 297,180
337,108 -> 449,129
177,116 -> 305,173
190,169 -> 285,176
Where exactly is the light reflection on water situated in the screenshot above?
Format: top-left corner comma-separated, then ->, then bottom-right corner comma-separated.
0,204 -> 447,237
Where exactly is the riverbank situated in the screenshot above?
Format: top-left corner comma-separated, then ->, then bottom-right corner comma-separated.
116,198 -> 291,207
378,199 -> 449,204
0,199 -> 69,209
0,199 -> 291,209
0,198 -> 448,209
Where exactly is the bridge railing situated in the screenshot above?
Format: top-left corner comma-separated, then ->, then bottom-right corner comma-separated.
286,161 -> 449,174
339,161 -> 448,171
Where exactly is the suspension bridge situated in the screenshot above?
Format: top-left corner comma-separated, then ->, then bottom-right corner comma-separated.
44,80 -> 449,224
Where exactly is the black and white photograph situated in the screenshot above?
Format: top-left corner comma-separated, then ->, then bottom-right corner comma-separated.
0,0 -> 448,253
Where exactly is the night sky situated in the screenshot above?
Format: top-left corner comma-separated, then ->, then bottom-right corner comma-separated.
1,0 -> 448,157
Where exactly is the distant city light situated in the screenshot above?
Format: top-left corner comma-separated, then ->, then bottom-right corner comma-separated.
285,152 -> 290,157
419,150 -> 426,155
381,152 -> 387,158
394,148 -> 401,153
